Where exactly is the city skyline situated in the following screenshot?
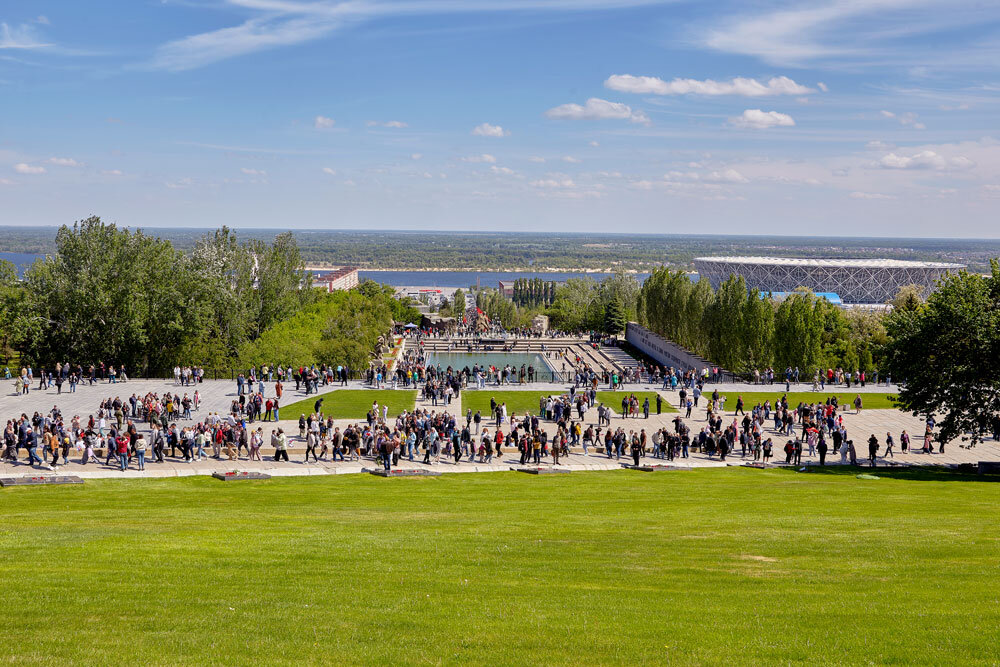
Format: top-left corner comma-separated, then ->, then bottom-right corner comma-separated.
2,0 -> 1000,235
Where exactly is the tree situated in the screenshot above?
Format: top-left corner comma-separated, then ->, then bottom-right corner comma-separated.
548,277 -> 603,332
0,259 -> 22,362
884,261 -> 1000,446
604,296 -> 626,334
888,284 -> 924,312
452,289 -> 466,320
18,217 -> 194,373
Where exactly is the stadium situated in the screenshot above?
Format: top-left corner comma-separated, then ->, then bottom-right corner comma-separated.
693,256 -> 966,305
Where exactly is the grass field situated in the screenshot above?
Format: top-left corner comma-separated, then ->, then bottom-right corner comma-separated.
595,390 -> 678,413
281,389 -> 416,419
667,390 -> 899,411
461,390 -> 550,416
0,469 -> 997,664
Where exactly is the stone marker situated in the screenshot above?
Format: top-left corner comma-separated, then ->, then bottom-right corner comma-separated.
0,475 -> 84,487
211,471 -> 271,481
514,466 -> 570,474
367,468 -> 441,477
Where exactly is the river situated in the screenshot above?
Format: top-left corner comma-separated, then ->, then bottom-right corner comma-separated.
357,270 -> 654,287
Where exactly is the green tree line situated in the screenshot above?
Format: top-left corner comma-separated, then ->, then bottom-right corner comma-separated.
0,217 -> 414,375
636,268 -> 888,375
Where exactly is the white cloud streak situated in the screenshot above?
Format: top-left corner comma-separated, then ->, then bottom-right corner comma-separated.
728,109 -> 795,129
605,74 -> 813,96
0,22 -> 51,50
14,163 -> 45,174
545,98 -> 648,124
471,122 -> 509,137
875,150 -> 974,170
149,0 -> 675,70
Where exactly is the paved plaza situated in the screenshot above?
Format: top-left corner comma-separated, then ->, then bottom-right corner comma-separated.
2,372 -> 998,480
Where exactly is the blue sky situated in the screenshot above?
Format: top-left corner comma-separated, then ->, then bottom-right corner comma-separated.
2,0 -> 1000,236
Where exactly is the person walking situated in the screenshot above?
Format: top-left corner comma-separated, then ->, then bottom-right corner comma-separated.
116,433 -> 129,471
884,432 -> 895,458
867,434 -> 879,467
272,429 -> 289,462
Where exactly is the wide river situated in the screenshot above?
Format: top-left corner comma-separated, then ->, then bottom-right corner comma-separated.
4,255 -> 679,286
358,270 -> 654,287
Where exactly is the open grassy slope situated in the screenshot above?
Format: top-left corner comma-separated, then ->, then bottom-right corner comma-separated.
0,468 -> 997,664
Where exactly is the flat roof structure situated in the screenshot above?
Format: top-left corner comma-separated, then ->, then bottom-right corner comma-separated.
694,256 -> 965,305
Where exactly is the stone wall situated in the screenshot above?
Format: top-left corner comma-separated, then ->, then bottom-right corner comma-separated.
625,322 -> 726,376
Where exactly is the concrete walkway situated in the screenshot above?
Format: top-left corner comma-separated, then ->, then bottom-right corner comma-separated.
3,376 -> 997,480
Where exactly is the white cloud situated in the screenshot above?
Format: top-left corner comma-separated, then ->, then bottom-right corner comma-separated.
562,156 -> 581,163
531,178 -> 576,188
876,150 -> 974,171
589,140 -> 600,147
48,157 -> 80,167
664,169 -> 749,184
384,120 -> 408,128
410,153 -> 423,160
241,167 -> 266,176
322,167 -> 337,175
0,177 -> 13,186
528,156 -> 546,163
462,154 -> 496,164
881,110 -> 925,129
165,177 -> 194,189
35,16 -> 50,26
817,81 -> 829,92
865,140 -> 896,151
0,22 -> 51,50
471,122 -> 509,137
729,109 -> 795,129
149,15 -> 346,71
700,0 -> 979,67
314,115 -> 335,129
850,191 -> 896,200
146,1 -> 676,71
490,165 -> 516,176
605,74 -> 812,96
14,163 -> 45,175
940,103 -> 970,111
985,184 -> 1000,191
704,169 -> 749,184
545,97 -> 648,124
102,169 -> 123,176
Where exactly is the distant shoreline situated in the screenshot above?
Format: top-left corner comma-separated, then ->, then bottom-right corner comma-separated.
305,265 -> 687,274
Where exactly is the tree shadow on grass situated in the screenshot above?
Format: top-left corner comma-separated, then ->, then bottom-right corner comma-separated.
773,464 -> 1000,483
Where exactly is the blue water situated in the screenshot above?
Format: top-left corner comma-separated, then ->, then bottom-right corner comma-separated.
359,270 -> 652,287
0,252 -> 43,276
427,351 -> 553,372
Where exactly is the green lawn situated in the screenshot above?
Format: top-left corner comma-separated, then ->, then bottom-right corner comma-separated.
281,389 -> 416,419
595,390 -> 677,413
0,469 -> 997,663
461,390 -> 552,416
666,390 -> 899,411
